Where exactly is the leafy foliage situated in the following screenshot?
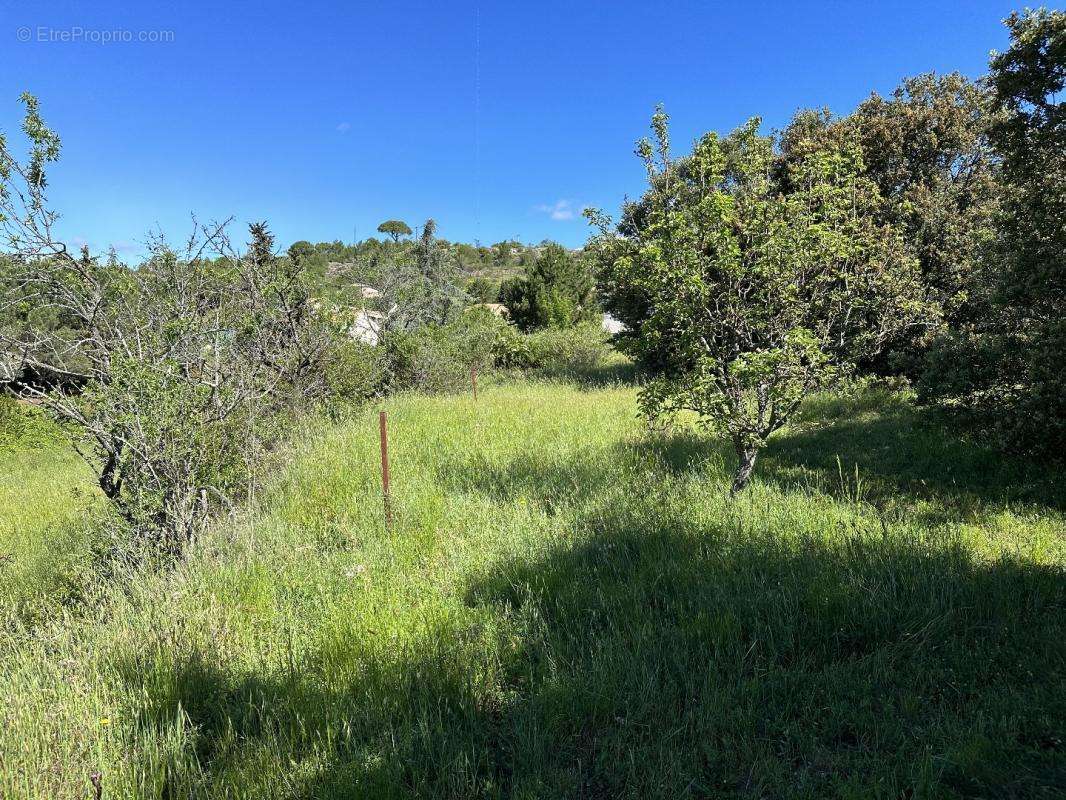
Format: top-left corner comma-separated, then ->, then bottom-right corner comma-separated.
0,97 -> 338,549
499,243 -> 597,331
376,219 -> 412,242
384,307 -> 509,394
920,8 -> 1066,459
588,110 -> 926,490
780,74 -> 1000,375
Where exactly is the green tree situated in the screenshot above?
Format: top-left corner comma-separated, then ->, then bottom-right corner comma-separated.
287,239 -> 315,264
376,219 -> 412,243
779,74 -> 999,375
466,276 -> 499,304
853,74 -> 998,327
921,8 -> 1066,457
588,109 -> 925,492
499,244 -> 596,331
372,220 -> 467,333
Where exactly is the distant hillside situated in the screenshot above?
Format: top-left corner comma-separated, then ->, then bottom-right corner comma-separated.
289,236 -> 584,305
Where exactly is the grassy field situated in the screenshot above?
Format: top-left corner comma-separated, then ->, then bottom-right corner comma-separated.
0,407 -> 97,617
1,380 -> 1064,798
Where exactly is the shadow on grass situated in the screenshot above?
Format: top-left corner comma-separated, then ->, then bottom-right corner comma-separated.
104,389 -> 1065,796
114,495 -> 1066,798
636,390 -> 1066,522
766,392 -> 1065,515
534,357 -> 642,390
114,633 -> 502,799
465,509 -> 1066,797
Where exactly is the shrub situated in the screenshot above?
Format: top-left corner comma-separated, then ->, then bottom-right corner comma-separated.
491,322 -> 536,370
384,308 -> 511,394
499,244 -> 598,331
920,321 -> 1066,459
321,339 -> 388,404
1,97 -> 339,550
525,324 -> 611,377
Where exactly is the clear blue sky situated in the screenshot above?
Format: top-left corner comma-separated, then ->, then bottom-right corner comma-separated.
1,0 -> 1019,254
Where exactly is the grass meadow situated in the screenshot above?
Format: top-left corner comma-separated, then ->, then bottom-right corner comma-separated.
1,380 -> 1064,798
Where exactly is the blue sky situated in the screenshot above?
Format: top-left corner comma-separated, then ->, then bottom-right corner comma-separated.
1,0 -> 1019,253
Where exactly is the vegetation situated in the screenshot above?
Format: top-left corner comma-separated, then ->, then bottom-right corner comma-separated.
779,72 -> 999,376
283,237 -> 550,307
0,397 -> 98,618
376,220 -> 413,243
0,7 -> 1063,797
498,244 -> 597,331
370,220 -> 469,334
1,98 -> 340,548
588,110 -> 925,492
2,380 -> 1063,798
920,9 -> 1066,459
383,307 -> 507,394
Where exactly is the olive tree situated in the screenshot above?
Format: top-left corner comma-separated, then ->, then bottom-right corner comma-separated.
587,109 -> 926,492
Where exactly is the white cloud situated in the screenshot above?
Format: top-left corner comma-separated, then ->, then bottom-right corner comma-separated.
336,122 -> 351,133
534,199 -> 585,222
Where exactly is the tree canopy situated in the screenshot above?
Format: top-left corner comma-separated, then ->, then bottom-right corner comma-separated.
499,244 -> 597,331
777,73 -> 1000,375
376,219 -> 412,242
920,8 -> 1066,458
588,110 -> 926,491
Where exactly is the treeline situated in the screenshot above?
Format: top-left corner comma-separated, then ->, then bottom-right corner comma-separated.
285,232 -> 598,326
590,8 -> 1064,487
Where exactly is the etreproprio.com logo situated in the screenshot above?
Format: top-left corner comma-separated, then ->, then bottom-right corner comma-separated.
16,26 -> 175,44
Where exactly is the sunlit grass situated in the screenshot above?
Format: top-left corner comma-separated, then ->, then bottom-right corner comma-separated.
2,379 -> 1063,798
0,429 -> 98,614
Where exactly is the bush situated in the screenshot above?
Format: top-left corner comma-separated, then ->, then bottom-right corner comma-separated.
384,308 -> 512,394
491,322 -> 536,370
920,322 -> 1066,460
499,244 -> 599,331
524,324 -> 611,376
321,340 -> 388,404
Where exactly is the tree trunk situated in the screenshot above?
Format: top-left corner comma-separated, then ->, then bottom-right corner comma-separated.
730,444 -> 759,495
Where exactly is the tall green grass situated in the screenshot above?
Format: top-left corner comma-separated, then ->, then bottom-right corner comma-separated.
0,404 -> 98,616
1,381 -> 1063,798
